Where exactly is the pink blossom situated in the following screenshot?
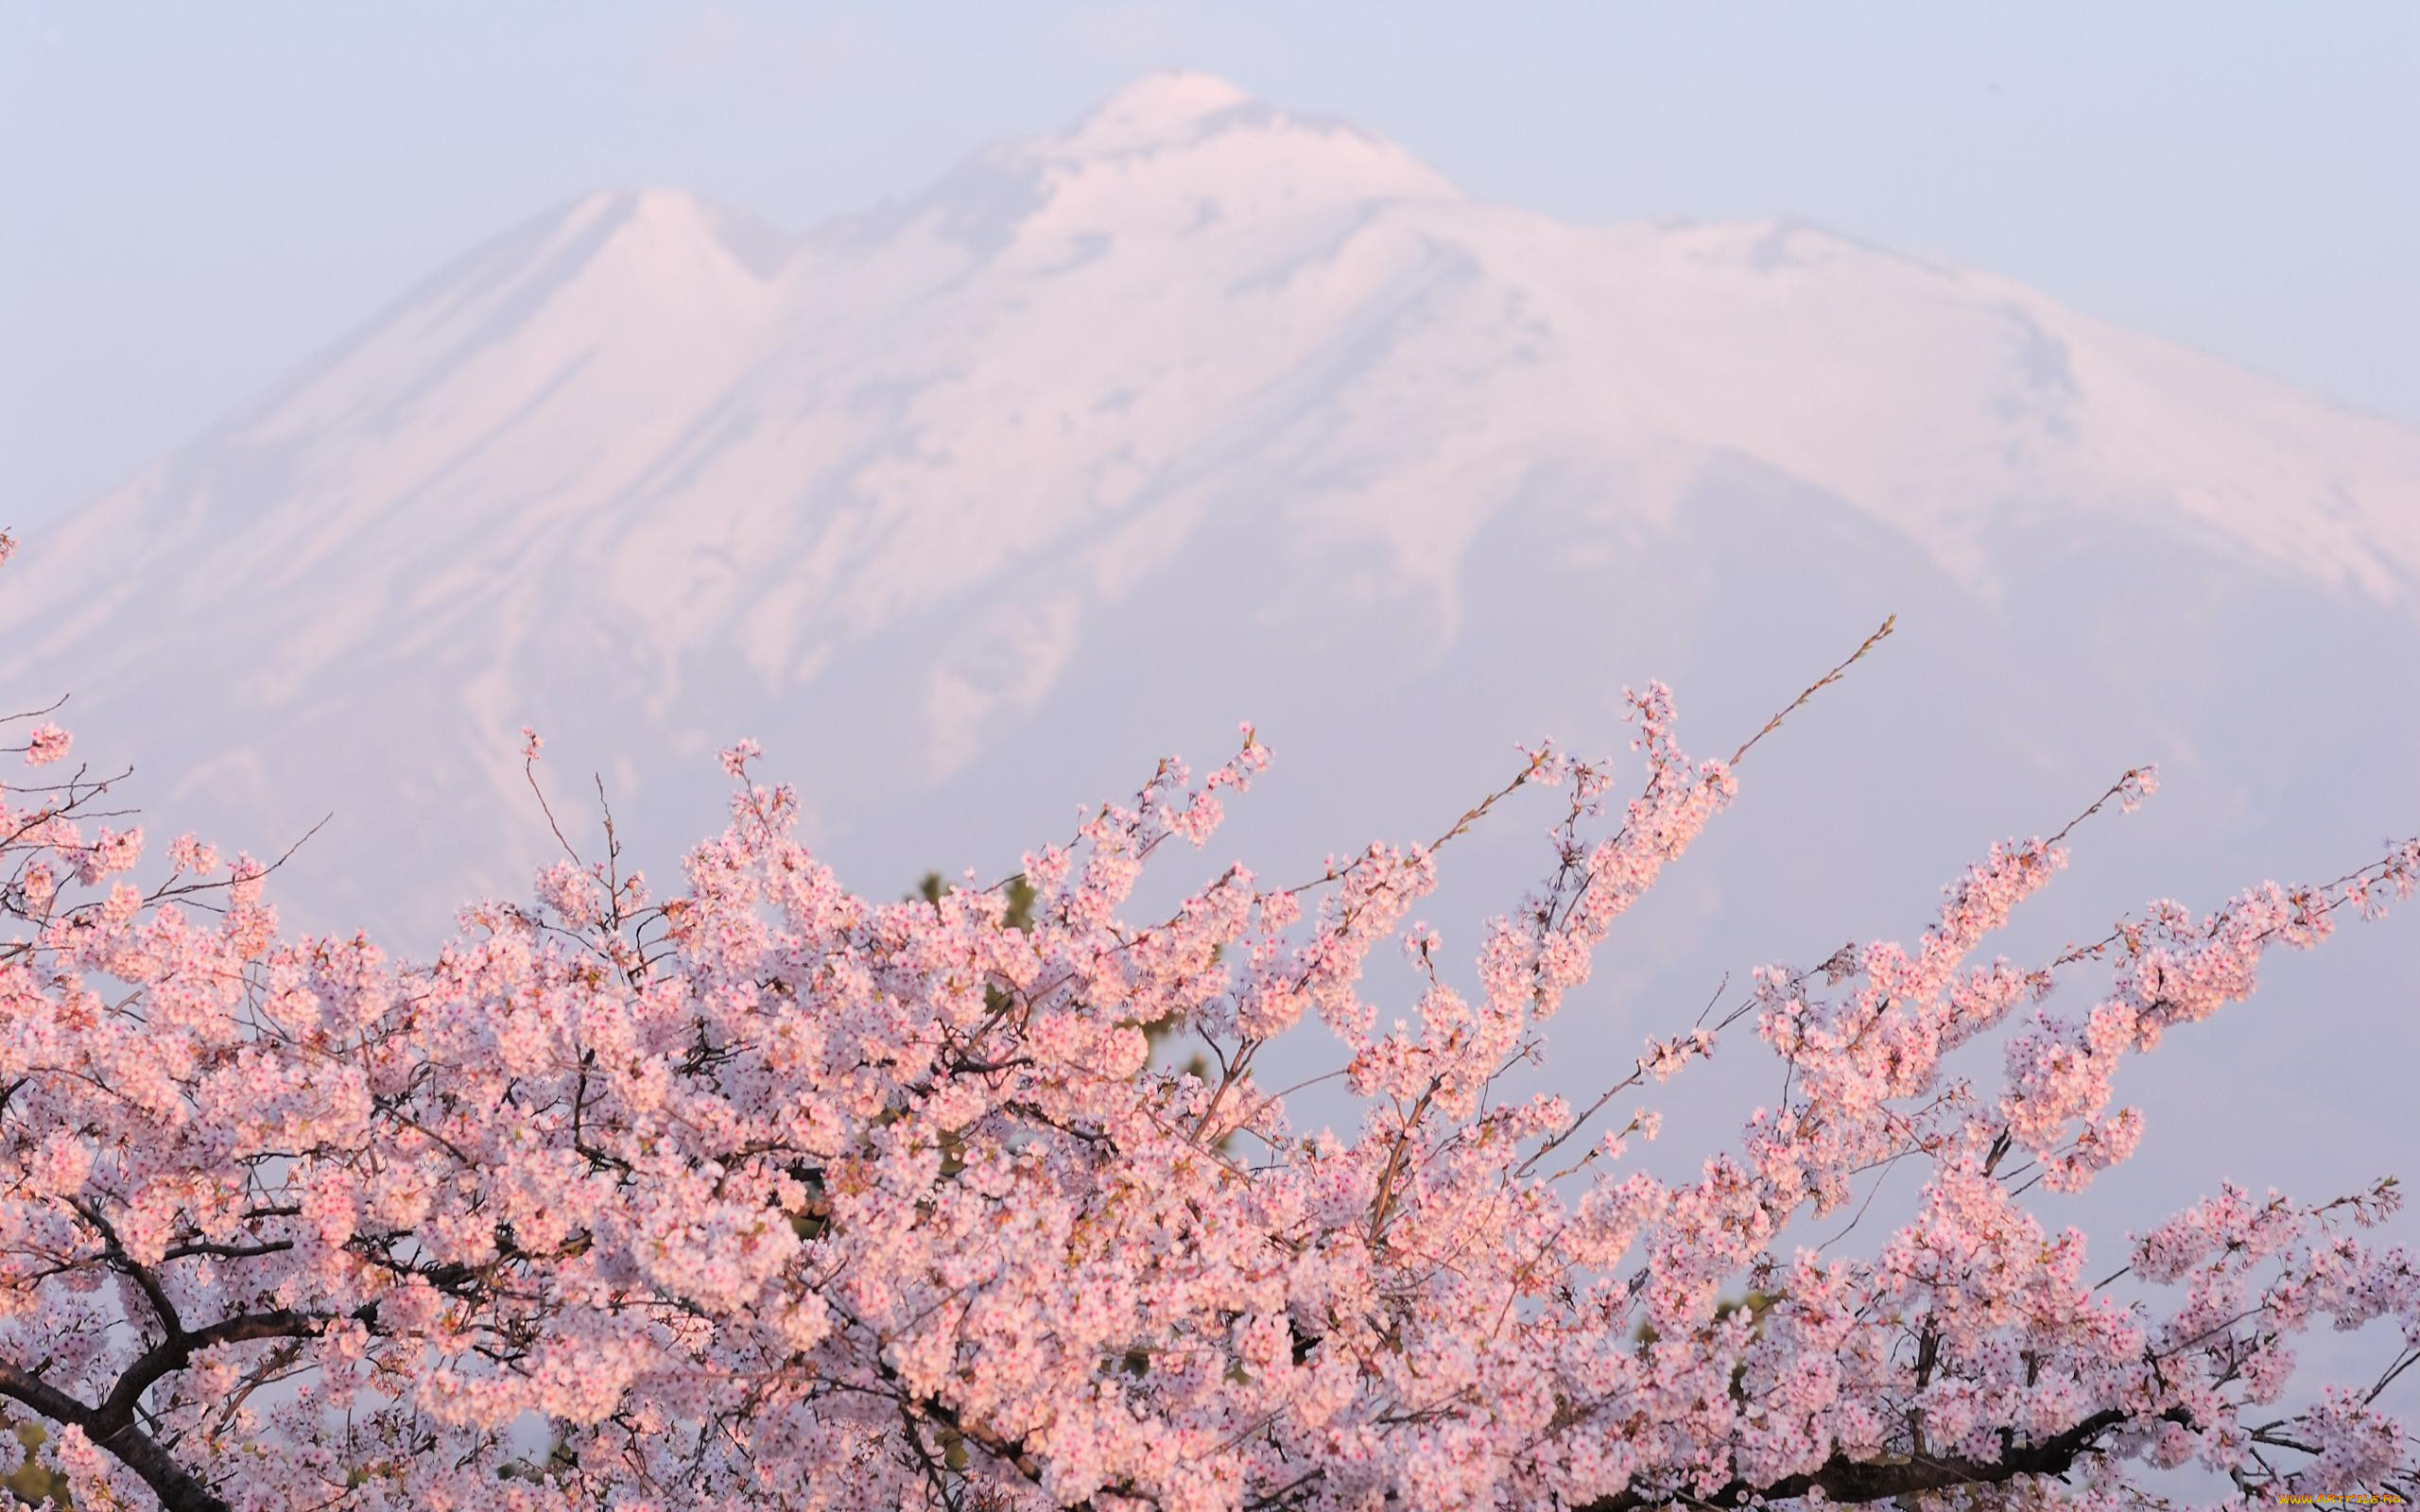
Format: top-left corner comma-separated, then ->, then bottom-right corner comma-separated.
0,649 -> 2411,1512
23,721 -> 68,765
719,736 -> 762,776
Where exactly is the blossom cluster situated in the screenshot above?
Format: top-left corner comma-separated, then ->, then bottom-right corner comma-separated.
1,647 -> 2415,1512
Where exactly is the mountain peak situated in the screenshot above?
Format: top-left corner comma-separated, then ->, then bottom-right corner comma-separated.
548,186 -> 791,280
1064,70 -> 1257,152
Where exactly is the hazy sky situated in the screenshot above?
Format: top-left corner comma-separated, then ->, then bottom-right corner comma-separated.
7,3 -> 2417,523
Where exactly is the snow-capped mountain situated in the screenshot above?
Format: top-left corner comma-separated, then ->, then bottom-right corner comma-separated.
8,75 -> 2417,1221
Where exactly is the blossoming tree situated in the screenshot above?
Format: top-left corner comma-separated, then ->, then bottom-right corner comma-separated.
3,558 -> 2414,1511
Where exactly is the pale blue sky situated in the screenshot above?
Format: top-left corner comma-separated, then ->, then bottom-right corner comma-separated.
6,3 -> 2417,521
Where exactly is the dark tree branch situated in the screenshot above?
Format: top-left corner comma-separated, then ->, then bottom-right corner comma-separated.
0,1360 -> 232,1512
1576,1406 -> 2188,1512
93,1307 -> 354,1436
1,1304 -> 373,1512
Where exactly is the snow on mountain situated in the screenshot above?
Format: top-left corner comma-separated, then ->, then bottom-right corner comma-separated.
8,75 -> 2418,1223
